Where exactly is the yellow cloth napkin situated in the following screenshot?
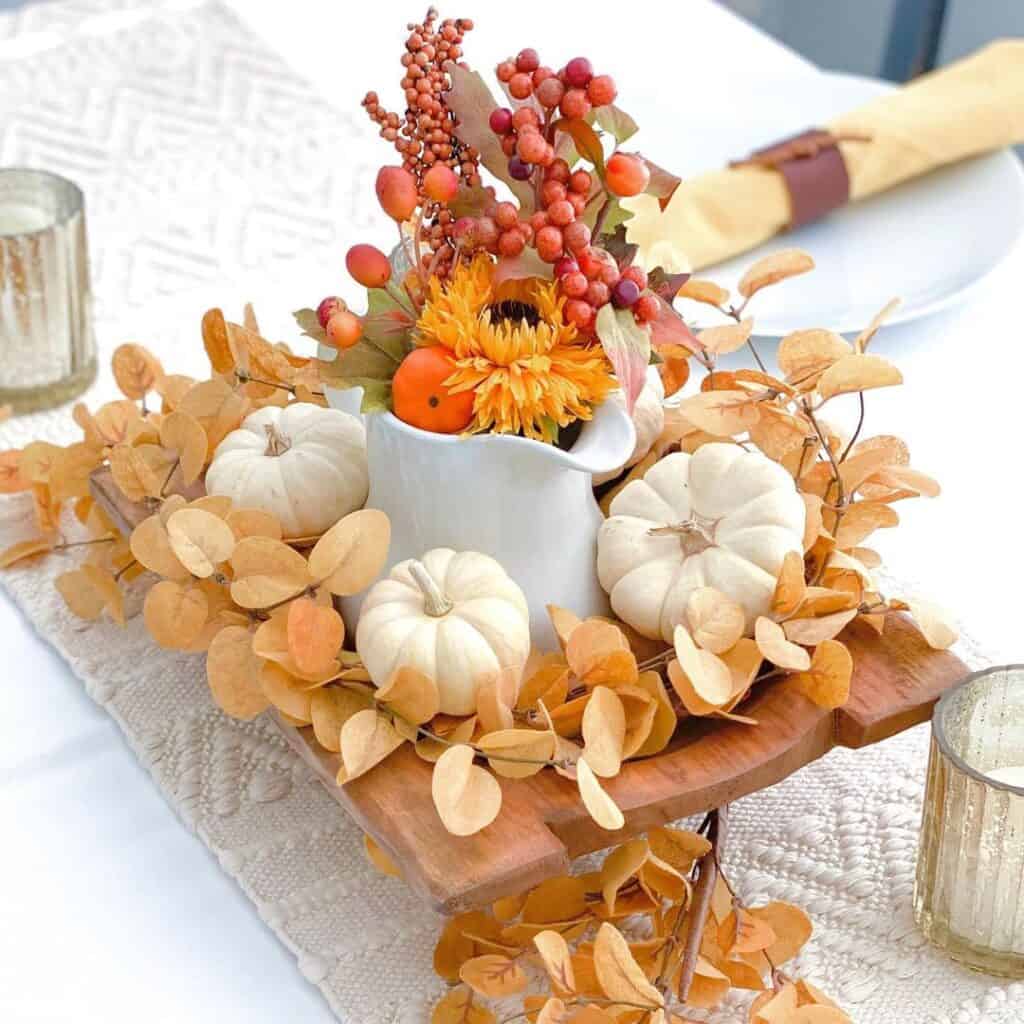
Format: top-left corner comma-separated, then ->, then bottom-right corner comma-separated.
666,40 -> 1024,270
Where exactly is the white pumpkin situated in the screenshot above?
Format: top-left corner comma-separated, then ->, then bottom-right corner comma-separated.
206,403 -> 368,538
593,367 -> 666,485
357,548 -> 531,716
597,443 -> 805,643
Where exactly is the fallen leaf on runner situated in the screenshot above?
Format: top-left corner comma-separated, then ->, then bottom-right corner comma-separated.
143,580 -> 208,648
158,410 -> 207,485
339,707 -> 404,781
230,536 -> 311,608
225,507 -> 283,541
111,343 -> 163,399
432,744 -> 502,836
476,727 -> 554,779
581,685 -> 626,777
905,596 -> 958,649
56,568 -> 107,620
748,901 -> 813,966
687,587 -> 746,654
310,685 -> 374,752
738,249 -> 814,299
697,318 -> 753,356
0,536 -> 54,568
308,509 -> 390,594
207,624 -> 267,719
363,833 -> 402,879
286,596 -> 344,676
631,671 -> 677,757
817,353 -> 902,402
772,550 -> 807,617
755,617 -> 811,671
783,608 -> 857,646
593,922 -> 663,1008
533,931 -> 577,995
430,986 -> 496,1024
577,757 -> 624,831
677,278 -> 730,307
459,954 -> 528,998
166,507 -> 236,578
788,640 -> 853,710
375,665 -> 441,726
677,390 -> 759,437
777,329 -> 851,387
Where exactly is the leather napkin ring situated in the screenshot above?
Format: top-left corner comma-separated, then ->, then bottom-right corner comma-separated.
732,129 -> 863,229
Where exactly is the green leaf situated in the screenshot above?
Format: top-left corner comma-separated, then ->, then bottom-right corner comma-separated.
355,379 -> 393,413
321,339 -> 396,382
552,118 -> 605,176
362,288 -> 415,362
294,308 -> 327,345
448,182 -> 493,219
595,304 -> 651,416
492,248 -> 552,289
594,105 -> 638,145
446,64 -> 534,211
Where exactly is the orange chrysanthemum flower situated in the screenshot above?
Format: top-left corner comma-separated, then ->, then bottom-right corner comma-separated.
416,256 -> 615,443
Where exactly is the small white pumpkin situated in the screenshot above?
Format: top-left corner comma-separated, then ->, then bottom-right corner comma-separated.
357,548 -> 531,716
206,403 -> 368,538
593,367 -> 666,485
597,443 -> 805,643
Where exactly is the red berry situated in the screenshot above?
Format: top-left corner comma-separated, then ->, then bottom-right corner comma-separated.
518,131 -> 549,164
535,77 -> 565,109
316,296 -> 345,329
568,192 -> 587,216
547,199 -> 575,227
541,180 -> 566,207
375,166 -> 418,221
621,265 -> 648,290
563,220 -> 591,254
326,310 -> 362,349
511,107 -> 541,132
502,135 -> 520,158
559,88 -> 591,120
535,225 -> 564,262
587,75 -> 617,107
586,281 -> 610,306
569,170 -> 592,195
519,221 -> 534,243
599,262 -> 621,287
532,66 -> 555,86
612,278 -> 641,308
634,293 -> 660,323
553,257 -> 579,278
579,249 -> 604,279
515,48 -> 540,73
494,202 -> 519,230
529,211 -> 549,233
562,272 -> 588,299
537,143 -> 556,167
509,73 -> 533,100
453,217 -> 477,245
346,244 -> 391,288
489,107 -> 514,134
423,164 -> 458,202
508,156 -> 533,180
605,152 -> 651,198
564,299 -> 594,329
497,61 -> 516,82
498,229 -> 525,257
476,216 -> 499,250
545,158 -> 571,184
564,57 -> 594,88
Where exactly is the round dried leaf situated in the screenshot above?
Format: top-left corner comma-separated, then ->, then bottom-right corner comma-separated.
817,353 -> 902,402
476,727 -> 554,779
112,343 -> 163,399
56,568 -> 106,620
631,671 -> 677,758
130,514 -> 191,581
286,596 -> 344,676
905,596 -> 957,649
592,922 -> 663,1008
697,318 -> 753,356
789,639 -> 853,710
430,987 -> 497,1024
310,685 -> 374,753
166,507 -> 237,578
533,932 -> 577,995
308,509 -> 390,595
159,410 -> 207,485
672,625 -> 733,706
577,757 -> 624,831
375,665 -> 441,726
341,708 -> 405,781
738,248 -> 814,299
755,617 -> 811,671
748,900 -> 813,966
783,608 -> 857,646
230,536 -> 311,608
260,661 -> 314,722
207,624 -> 267,719
202,307 -> 235,374
581,686 -> 626,778
143,580 -> 208,648
432,743 -> 502,836
226,507 -> 282,541
459,954 -> 527,998
677,390 -> 759,437
686,587 -> 746,654
0,536 -> 54,567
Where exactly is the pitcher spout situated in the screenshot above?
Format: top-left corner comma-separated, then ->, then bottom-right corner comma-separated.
535,395 -> 636,476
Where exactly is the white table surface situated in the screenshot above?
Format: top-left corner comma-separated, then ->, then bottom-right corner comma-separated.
1,2 -> 1021,1022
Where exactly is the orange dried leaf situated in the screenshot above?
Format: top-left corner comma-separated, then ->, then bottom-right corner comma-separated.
581,685 -> 626,777
755,616 -> 811,671
677,390 -> 759,437
375,665 -> 441,726
677,278 -> 730,307
143,580 -> 208,648
230,536 -> 311,608
206,624 -> 268,720
0,536 -> 54,567
686,587 -> 745,654
459,954 -> 527,998
431,744 -> 502,836
783,608 -> 857,646
159,410 -> 207,485
789,640 -> 853,710
905,597 -> 958,649
310,684 -> 374,753
697,318 -> 753,356
817,353 -> 902,401
166,507 -> 236,578
111,343 -> 163,400
577,757 -> 624,831
307,509 -> 391,596
772,550 -> 807,617
593,922 -> 663,1008
738,249 -> 814,299
286,596 -> 344,676
476,727 -> 553,779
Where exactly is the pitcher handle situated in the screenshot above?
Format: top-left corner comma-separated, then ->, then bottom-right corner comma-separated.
554,396 -> 637,476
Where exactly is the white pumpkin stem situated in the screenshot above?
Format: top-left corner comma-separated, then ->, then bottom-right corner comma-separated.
648,519 -> 714,556
263,422 -> 292,457
408,560 -> 454,617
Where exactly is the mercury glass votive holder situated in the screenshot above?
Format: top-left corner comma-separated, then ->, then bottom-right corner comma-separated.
915,665 -> 1024,977
0,169 -> 96,412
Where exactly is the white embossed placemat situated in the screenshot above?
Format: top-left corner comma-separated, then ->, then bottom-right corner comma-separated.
1,1 -> 1023,1021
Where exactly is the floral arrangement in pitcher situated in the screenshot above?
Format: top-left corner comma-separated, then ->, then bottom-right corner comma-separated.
300,7 -> 694,444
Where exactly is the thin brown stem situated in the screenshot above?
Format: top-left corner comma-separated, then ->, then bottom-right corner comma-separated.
592,196 -> 613,240
114,559 -> 138,582
839,391 -> 865,463
55,535 -> 117,552
159,456 -> 181,498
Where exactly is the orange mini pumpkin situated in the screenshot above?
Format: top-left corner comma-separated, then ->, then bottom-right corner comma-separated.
392,346 -> 475,434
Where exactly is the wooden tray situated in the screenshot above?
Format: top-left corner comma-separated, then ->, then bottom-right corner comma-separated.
90,468 -> 967,913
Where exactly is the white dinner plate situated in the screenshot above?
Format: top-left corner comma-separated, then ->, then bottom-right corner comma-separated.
631,70 -> 1024,336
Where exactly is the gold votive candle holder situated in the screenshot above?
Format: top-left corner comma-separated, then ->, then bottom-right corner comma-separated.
0,168 -> 96,413
915,664 -> 1024,977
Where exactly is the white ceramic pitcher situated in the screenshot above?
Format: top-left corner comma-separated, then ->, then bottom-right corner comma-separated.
328,385 -> 635,650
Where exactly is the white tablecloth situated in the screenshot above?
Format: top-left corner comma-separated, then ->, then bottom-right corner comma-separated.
0,2 -> 1022,1022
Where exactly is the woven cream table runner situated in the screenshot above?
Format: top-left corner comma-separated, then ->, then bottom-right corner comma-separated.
1,2 -> 1021,1020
